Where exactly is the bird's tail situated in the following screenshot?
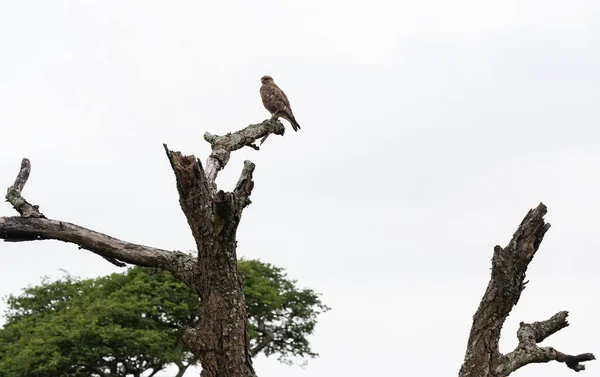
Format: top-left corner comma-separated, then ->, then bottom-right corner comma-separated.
290,116 -> 301,132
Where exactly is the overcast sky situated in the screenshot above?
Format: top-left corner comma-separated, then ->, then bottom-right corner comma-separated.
1,1 -> 598,376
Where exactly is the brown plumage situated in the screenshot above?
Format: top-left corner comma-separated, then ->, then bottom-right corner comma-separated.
260,75 -> 301,132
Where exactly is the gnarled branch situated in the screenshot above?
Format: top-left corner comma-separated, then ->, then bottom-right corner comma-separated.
459,203 -> 594,376
203,119 -> 284,184
0,159 -> 196,284
0,216 -> 196,284
498,311 -> 595,374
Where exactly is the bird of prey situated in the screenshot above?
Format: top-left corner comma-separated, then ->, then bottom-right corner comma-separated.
260,75 -> 301,132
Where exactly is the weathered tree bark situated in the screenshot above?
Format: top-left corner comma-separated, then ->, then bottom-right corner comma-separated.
459,203 -> 595,376
0,119 -> 286,377
163,147 -> 256,377
203,119 -> 285,185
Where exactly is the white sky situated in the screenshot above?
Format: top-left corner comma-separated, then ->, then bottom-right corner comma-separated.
0,1 -> 598,376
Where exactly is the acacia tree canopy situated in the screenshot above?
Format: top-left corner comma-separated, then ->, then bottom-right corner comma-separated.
0,259 -> 329,377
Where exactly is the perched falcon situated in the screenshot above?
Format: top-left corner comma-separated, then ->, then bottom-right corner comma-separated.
260,75 -> 301,132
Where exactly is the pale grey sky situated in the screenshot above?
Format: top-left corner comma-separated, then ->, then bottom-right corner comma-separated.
0,1 -> 598,376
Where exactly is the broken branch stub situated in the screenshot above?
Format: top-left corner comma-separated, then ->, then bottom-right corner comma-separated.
5,158 -> 44,218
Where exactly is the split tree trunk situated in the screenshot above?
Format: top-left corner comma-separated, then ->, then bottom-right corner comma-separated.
165,149 -> 256,377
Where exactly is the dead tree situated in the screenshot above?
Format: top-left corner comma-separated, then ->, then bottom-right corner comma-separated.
0,119 -> 285,377
459,203 -> 595,376
1,122 -> 594,377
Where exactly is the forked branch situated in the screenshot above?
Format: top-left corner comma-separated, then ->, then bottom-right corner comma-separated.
497,311 -> 596,375
2,114 -> 288,377
459,203 -> 595,376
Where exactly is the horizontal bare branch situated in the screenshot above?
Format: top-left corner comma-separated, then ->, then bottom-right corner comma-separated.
204,119 -> 284,184
0,216 -> 196,285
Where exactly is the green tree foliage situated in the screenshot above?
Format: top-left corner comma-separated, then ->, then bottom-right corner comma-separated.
0,259 -> 329,377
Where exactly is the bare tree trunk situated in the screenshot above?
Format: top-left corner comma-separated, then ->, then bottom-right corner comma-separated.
165,148 -> 256,377
459,203 -> 595,376
0,119 -> 286,377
